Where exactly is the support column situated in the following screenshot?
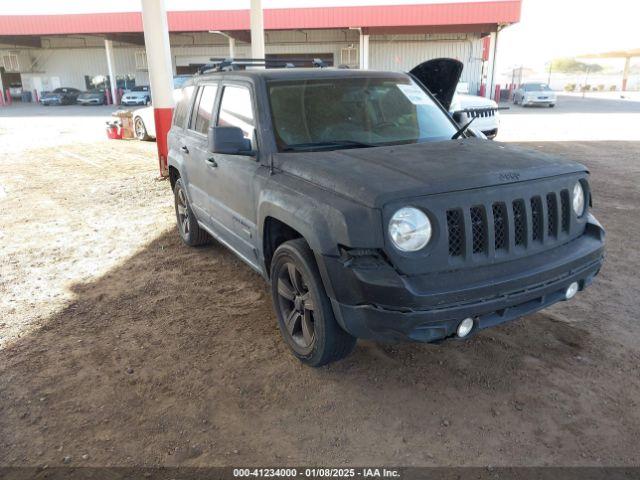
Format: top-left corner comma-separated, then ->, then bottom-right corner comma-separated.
250,0 -> 265,61
622,56 -> 631,92
0,72 -> 5,106
228,36 -> 236,58
358,30 -> 369,70
104,39 -> 118,105
141,0 -> 175,177
484,30 -> 499,99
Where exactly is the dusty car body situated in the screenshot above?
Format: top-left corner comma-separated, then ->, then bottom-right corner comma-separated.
165,59 -> 604,366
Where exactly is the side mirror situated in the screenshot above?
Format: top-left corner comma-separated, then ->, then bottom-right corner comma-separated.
208,126 -> 254,155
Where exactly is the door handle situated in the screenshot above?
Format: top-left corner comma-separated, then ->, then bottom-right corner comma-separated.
206,156 -> 218,168
181,145 -> 189,154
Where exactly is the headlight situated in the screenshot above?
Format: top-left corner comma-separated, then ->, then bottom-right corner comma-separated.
572,181 -> 585,216
389,207 -> 432,252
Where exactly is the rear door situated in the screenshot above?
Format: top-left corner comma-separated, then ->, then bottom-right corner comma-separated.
181,83 -> 218,224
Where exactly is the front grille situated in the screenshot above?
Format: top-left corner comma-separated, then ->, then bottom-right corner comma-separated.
470,206 -> 486,254
466,108 -> 496,118
547,193 -> 557,237
513,200 -> 526,246
446,188 -> 574,260
530,196 -> 543,242
446,209 -> 464,257
493,203 -> 507,251
561,190 -> 571,232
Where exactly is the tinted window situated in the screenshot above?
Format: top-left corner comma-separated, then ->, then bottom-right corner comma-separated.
191,85 -> 218,134
267,76 -> 456,151
132,86 -> 150,92
172,85 -> 195,128
218,85 -> 255,147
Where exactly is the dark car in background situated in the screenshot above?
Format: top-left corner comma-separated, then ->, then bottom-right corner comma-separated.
77,89 -> 106,106
40,87 -> 81,106
121,85 -> 151,106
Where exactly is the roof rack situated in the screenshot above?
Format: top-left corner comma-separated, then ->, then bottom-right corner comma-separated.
197,57 -> 330,74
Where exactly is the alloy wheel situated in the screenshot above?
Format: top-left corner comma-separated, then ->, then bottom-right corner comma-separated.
276,261 -> 316,351
176,187 -> 190,237
134,118 -> 146,139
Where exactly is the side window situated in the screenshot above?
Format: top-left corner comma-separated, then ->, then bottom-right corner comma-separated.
172,85 -> 195,128
190,84 -> 218,135
217,85 -> 255,147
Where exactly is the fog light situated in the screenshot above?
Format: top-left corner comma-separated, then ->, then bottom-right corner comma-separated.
457,317 -> 474,338
565,282 -> 579,300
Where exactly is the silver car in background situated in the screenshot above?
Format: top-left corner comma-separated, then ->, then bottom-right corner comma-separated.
513,82 -> 557,107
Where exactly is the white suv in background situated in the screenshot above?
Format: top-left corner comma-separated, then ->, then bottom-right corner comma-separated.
449,83 -> 500,139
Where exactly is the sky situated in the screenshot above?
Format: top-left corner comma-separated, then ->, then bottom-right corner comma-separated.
497,0 -> 640,73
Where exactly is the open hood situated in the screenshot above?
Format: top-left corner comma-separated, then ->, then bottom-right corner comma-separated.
409,58 -> 464,111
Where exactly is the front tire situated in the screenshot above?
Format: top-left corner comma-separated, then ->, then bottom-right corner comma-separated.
173,178 -> 209,246
134,116 -> 151,141
270,239 -> 356,367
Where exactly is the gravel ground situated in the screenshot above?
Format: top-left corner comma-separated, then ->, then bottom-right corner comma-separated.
0,98 -> 639,467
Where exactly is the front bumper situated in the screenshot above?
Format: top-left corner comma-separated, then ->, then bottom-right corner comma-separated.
122,99 -> 147,106
524,98 -> 556,105
320,214 -> 604,342
78,98 -> 103,105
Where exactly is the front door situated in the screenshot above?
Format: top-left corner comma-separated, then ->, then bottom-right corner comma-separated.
205,83 -> 262,268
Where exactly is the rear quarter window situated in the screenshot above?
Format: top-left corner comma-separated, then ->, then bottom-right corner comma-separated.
172,86 -> 195,128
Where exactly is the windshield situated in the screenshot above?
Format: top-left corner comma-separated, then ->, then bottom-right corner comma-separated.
268,76 -> 457,151
131,86 -> 149,92
523,83 -> 552,92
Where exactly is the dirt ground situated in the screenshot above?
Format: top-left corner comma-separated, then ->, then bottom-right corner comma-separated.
1,100 -> 640,467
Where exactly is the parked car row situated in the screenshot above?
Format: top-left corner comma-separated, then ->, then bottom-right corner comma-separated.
39,86 -> 150,106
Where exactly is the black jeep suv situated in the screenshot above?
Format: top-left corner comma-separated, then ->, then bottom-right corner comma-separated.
167,59 -> 605,367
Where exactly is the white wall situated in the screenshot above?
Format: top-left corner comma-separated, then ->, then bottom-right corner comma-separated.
1,30 -> 488,94
370,33 -> 485,95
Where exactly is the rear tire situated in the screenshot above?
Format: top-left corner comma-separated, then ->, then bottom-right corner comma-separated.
270,238 -> 356,367
173,178 -> 209,246
134,116 -> 151,141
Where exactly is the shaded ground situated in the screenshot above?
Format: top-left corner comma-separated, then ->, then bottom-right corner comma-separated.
1,103 -> 640,467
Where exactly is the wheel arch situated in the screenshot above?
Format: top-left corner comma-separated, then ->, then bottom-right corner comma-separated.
168,165 -> 180,191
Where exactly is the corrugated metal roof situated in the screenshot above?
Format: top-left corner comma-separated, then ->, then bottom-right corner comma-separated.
0,1 -> 521,36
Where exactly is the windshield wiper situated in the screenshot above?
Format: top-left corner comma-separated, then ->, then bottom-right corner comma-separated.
451,117 -> 476,140
283,140 -> 376,152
